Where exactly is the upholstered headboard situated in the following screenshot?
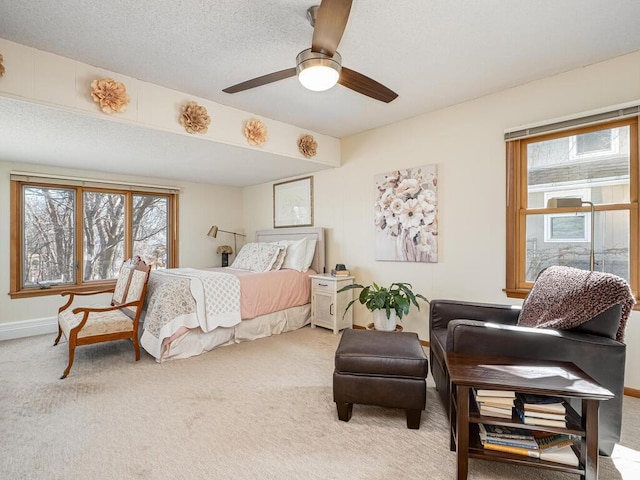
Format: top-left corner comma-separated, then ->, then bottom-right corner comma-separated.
255,227 -> 325,274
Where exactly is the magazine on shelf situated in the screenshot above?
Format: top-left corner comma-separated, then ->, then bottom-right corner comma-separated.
482,439 -> 577,465
536,436 -> 574,450
483,437 -> 539,449
479,424 -> 536,441
480,433 -> 539,450
539,445 -> 579,466
482,443 -> 539,457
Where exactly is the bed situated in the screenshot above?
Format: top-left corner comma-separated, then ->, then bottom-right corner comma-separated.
140,227 -> 325,361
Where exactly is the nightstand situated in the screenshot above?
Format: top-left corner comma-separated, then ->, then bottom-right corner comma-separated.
309,274 -> 355,334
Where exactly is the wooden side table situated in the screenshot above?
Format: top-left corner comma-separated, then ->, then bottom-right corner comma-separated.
445,353 -> 613,480
309,274 -> 354,334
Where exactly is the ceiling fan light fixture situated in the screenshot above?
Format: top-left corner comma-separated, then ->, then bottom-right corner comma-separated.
296,49 -> 341,92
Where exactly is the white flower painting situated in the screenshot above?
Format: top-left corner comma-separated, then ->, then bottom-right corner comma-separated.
374,165 -> 438,262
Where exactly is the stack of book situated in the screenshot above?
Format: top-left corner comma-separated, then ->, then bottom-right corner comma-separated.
478,424 -> 538,452
515,393 -> 567,428
331,268 -> 351,276
474,389 -> 516,418
479,424 -> 577,466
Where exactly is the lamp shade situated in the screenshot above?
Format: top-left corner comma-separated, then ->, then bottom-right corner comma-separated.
207,225 -> 219,238
216,245 -> 233,254
547,197 -> 583,208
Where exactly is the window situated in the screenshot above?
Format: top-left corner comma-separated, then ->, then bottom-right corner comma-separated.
505,117 -> 638,298
569,129 -> 619,159
10,178 -> 178,298
543,189 -> 591,243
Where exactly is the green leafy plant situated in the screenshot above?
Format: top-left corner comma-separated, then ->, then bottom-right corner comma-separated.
338,282 -> 428,320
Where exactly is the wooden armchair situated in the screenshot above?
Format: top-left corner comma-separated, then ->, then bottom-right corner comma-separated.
54,256 -> 151,379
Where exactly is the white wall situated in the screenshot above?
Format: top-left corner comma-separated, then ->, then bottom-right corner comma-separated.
243,50 -> 640,389
0,160 -> 243,329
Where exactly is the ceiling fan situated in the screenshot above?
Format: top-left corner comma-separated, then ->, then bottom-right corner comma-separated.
222,0 -> 398,103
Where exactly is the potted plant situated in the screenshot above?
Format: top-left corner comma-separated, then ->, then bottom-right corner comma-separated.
338,282 -> 428,331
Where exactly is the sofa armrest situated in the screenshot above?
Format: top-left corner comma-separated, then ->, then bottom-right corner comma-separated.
429,299 -> 521,332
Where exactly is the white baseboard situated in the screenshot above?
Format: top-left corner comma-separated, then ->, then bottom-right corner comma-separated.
0,317 -> 57,341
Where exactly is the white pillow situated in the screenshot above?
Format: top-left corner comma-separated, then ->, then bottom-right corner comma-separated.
280,237 -> 308,272
230,242 -> 280,272
302,238 -> 317,272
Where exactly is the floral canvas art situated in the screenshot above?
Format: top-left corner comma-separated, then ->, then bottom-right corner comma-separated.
374,165 -> 438,262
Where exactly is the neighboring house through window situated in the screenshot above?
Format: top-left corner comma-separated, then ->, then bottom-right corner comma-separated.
505,115 -> 638,298
542,189 -> 591,243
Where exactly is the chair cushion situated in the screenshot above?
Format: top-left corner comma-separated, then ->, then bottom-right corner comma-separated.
113,265 -> 133,305
121,269 -> 148,319
568,304 -> 621,339
58,307 -> 133,339
335,329 -> 428,379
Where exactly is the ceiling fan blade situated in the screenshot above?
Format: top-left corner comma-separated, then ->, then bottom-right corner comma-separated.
311,0 -> 353,57
338,67 -> 398,103
222,68 -> 297,94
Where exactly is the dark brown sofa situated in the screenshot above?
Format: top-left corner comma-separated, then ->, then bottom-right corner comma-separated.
429,299 -> 625,456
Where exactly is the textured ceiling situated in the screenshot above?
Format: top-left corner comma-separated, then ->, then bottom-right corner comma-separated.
1,0 -> 640,185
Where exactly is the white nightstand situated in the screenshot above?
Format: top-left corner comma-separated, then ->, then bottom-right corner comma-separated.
309,273 -> 355,334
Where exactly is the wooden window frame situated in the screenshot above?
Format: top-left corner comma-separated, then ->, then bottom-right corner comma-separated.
505,117 -> 639,299
9,180 -> 179,299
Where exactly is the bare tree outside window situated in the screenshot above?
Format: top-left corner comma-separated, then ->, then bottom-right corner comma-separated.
17,183 -> 175,292
22,187 -> 76,287
133,194 -> 168,269
83,191 -> 126,281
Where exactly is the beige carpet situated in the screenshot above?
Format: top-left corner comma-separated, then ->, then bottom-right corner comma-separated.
1,326 -> 639,480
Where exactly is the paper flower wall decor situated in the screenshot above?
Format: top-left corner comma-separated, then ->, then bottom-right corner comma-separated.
244,119 -> 268,146
298,134 -> 318,158
0,53 -> 5,77
90,77 -> 130,114
180,101 -> 211,134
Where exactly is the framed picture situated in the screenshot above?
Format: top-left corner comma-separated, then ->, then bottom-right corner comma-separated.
374,165 -> 438,262
273,176 -> 314,228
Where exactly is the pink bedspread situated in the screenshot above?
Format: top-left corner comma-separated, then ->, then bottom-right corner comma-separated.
207,267 -> 315,320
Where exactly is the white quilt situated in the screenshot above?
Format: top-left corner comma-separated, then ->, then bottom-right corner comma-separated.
174,268 -> 241,330
141,268 -> 241,359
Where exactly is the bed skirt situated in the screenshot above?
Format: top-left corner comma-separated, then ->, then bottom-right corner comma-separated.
141,304 -> 311,362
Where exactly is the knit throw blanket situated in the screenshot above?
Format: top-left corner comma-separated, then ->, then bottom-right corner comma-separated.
517,266 -> 635,342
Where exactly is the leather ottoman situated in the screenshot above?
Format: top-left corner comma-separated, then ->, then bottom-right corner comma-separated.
333,328 -> 428,429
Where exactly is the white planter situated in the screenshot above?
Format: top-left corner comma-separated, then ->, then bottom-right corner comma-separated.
372,309 -> 397,331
